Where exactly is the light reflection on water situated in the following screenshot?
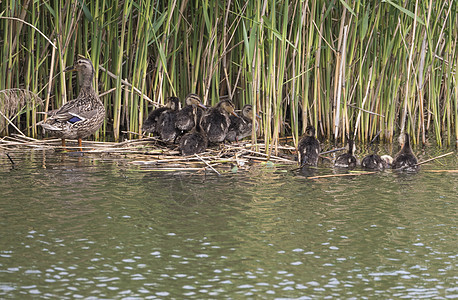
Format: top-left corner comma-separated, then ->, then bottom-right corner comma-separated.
0,149 -> 456,298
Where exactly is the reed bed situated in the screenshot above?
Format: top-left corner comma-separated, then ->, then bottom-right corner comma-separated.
0,0 -> 457,152
0,134 -> 297,174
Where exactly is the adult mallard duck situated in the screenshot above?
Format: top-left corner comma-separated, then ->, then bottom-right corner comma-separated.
38,57 -> 105,150
226,104 -> 259,142
392,132 -> 418,171
200,100 -> 238,143
297,125 -> 320,167
175,93 -> 206,132
335,138 -> 357,168
179,106 -> 208,156
157,97 -> 180,142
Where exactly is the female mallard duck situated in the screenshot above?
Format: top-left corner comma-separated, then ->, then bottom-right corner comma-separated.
38,57 -> 105,150
392,132 -> 418,171
226,104 -> 259,142
175,93 -> 206,132
335,138 -> 357,168
297,125 -> 320,167
157,97 -> 180,142
200,100 -> 238,143
179,107 -> 208,156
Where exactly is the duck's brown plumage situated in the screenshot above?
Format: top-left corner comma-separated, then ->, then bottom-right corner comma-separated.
200,100 -> 238,143
38,57 -> 105,148
393,133 -> 418,171
335,139 -> 357,168
157,97 -> 180,142
175,93 -> 206,132
297,125 -> 320,167
226,104 -> 258,142
179,107 -> 208,156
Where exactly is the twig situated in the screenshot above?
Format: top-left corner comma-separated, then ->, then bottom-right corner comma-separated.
307,172 -> 376,179
0,110 -> 26,136
0,17 -> 57,49
194,153 -> 220,175
6,153 -> 15,166
396,151 -> 455,170
414,152 -> 454,167
319,147 -> 346,155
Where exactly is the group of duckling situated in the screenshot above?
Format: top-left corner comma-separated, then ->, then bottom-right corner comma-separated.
142,94 -> 258,156
298,126 -> 419,172
37,56 -> 418,171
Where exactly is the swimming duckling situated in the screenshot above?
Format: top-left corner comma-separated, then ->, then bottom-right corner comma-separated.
179,107 -> 208,156
156,97 -> 180,142
297,125 -> 320,167
200,100 -> 238,143
392,133 -> 418,171
226,104 -> 259,142
143,99 -> 174,134
361,154 -> 386,170
175,93 -> 206,132
335,139 -> 357,168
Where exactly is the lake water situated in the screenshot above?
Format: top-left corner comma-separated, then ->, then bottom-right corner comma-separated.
0,148 -> 456,299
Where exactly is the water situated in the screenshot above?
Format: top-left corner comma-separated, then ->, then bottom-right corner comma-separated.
0,149 -> 456,299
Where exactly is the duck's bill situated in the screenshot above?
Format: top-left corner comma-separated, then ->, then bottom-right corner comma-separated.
63,65 -> 76,72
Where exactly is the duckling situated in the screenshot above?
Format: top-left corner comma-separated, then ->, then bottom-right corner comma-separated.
361,154 -> 385,170
142,103 -> 170,134
156,97 -> 180,142
392,133 -> 418,171
179,107 -> 208,156
297,125 -> 320,167
200,100 -> 238,143
38,57 -> 105,151
335,139 -> 357,168
175,93 -> 206,132
226,104 -> 259,142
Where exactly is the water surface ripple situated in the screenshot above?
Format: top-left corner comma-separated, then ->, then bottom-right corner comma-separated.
0,150 -> 456,298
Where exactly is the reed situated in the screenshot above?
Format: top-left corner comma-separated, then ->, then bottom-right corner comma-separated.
0,0 -> 456,149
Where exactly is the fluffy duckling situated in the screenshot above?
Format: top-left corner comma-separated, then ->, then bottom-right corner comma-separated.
392,133 -> 418,171
143,100 -> 174,134
179,107 -> 208,156
335,139 -> 357,168
361,154 -> 385,170
175,93 -> 206,132
297,125 -> 320,167
156,97 -> 180,142
200,100 -> 238,143
226,104 -> 259,142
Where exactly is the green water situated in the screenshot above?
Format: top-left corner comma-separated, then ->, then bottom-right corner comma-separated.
0,149 -> 456,298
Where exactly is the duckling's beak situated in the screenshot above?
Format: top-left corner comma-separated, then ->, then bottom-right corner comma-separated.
255,113 -> 261,120
197,103 -> 207,110
63,65 -> 76,73
231,111 -> 240,118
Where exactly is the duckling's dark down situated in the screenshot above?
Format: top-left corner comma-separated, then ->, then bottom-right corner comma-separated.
179,107 -> 208,156
226,104 -> 258,142
335,139 -> 357,168
157,97 -> 180,142
175,93 -> 206,132
392,133 -> 418,171
200,100 -> 238,143
362,154 -> 386,170
297,125 -> 320,167
142,105 -> 169,134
